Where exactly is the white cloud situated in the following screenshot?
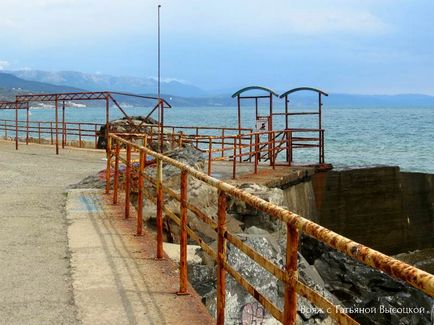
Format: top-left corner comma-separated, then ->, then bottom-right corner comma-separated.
0,60 -> 10,70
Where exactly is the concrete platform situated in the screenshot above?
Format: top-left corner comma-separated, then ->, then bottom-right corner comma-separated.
211,160 -> 315,187
66,189 -> 213,325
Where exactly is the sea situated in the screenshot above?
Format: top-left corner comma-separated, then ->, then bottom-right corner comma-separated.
1,105 -> 433,174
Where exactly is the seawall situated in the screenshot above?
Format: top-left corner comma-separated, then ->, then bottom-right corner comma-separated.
282,166 -> 434,255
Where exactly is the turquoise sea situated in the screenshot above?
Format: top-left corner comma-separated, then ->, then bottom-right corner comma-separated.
1,106 -> 433,173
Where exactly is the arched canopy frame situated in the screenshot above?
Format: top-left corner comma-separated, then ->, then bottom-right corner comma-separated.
279,87 -> 328,164
231,86 -> 279,134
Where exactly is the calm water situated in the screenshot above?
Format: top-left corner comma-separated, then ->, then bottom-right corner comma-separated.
1,106 -> 433,173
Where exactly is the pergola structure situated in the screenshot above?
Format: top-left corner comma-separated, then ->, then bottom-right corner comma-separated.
231,86 -> 279,135
279,87 -> 328,132
10,91 -> 171,154
231,85 -> 329,165
279,87 -> 328,164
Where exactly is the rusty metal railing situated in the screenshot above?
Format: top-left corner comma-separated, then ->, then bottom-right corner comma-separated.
143,127 -> 325,178
106,132 -> 434,325
0,118 -> 104,148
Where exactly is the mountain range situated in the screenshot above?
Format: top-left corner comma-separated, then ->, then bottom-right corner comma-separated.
5,70 -> 207,97
1,70 -> 434,108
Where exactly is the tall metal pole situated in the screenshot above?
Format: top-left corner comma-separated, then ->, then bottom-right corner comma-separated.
158,4 -> 161,100
157,4 -> 163,153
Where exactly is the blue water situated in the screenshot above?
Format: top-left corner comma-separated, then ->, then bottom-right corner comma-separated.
1,106 -> 433,173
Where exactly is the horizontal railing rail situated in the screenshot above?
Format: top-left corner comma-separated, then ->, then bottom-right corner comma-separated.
106,132 -> 434,325
0,118 -> 104,148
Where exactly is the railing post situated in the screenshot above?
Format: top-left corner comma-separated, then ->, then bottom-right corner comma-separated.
124,143 -> 131,219
320,130 -> 325,164
113,142 -> 120,204
4,120 -> 7,138
156,158 -> 164,259
55,98 -> 59,154
238,133 -> 242,163
94,124 -> 98,149
62,101 -> 65,149
232,137 -> 237,179
289,131 -> 293,164
285,130 -> 290,164
178,170 -> 189,295
221,129 -> 225,158
78,123 -> 82,148
283,223 -> 299,324
254,133 -> 259,174
64,122 -> 67,146
38,122 -> 41,144
272,131 -> 276,170
50,122 -> 53,145
15,102 -> 18,150
26,107 -> 29,145
105,134 -> 112,194
216,191 -> 227,325
179,131 -> 183,147
208,137 -> 212,176
137,149 -> 145,235
268,131 -> 272,166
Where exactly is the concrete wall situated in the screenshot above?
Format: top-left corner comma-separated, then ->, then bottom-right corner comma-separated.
282,181 -> 318,223
310,167 -> 434,255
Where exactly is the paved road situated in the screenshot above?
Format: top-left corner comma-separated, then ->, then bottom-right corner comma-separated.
0,141 -> 105,324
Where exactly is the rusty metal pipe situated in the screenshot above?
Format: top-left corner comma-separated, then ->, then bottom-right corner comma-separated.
156,158 -> 164,259
137,150 -> 145,235
216,191 -> 227,325
113,142 -> 120,204
178,170 -> 189,295
283,224 -> 299,324
124,143 -> 131,219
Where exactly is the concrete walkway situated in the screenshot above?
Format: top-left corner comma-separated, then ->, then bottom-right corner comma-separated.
0,141 -> 212,324
67,189 -> 212,324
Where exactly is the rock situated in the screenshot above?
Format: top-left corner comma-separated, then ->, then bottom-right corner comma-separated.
163,243 -> 202,264
97,116 -> 158,149
69,174 -> 105,189
189,232 -> 336,324
228,183 -> 286,233
304,237 -> 434,325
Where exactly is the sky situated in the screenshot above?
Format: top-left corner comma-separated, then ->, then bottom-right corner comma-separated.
0,0 -> 434,94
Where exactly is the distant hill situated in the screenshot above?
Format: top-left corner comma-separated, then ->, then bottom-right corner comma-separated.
7,70 -> 208,97
324,93 -> 434,108
1,70 -> 434,108
0,72 -> 84,101
150,92 -> 434,108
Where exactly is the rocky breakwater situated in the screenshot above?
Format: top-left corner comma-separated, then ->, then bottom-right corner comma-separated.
97,116 -> 173,152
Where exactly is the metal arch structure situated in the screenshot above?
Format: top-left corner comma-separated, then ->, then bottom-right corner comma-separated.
279,87 -> 328,131
231,86 -> 279,134
14,91 -> 171,154
279,87 -> 329,164
0,101 -> 30,150
231,86 -> 279,98
279,87 -> 328,98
